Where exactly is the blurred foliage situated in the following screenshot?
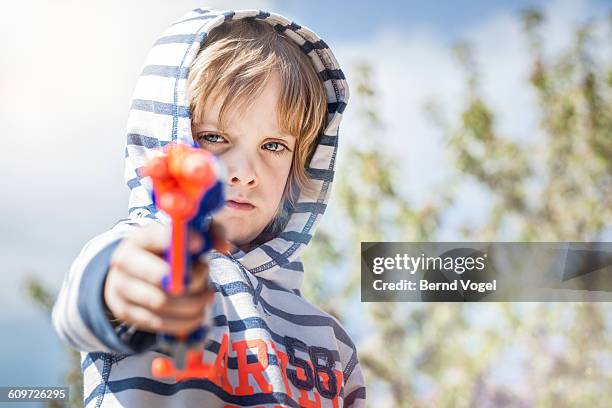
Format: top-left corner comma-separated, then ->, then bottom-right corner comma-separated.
303,6 -> 612,408
24,277 -> 83,408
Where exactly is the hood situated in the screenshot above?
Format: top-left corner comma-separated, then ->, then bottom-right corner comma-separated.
123,8 -> 349,292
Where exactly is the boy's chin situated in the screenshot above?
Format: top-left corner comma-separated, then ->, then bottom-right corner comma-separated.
215,213 -> 270,244
219,223 -> 264,251
229,237 -> 256,253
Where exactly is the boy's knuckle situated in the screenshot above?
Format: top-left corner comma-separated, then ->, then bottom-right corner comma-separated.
186,306 -> 204,320
150,317 -> 162,330
115,308 -> 129,321
149,296 -> 166,311
114,280 -> 130,298
111,246 -> 126,266
113,243 -> 136,268
131,226 -> 148,240
105,270 -> 117,288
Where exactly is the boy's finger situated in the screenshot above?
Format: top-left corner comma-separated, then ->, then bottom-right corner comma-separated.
130,223 -> 171,254
156,290 -> 213,317
115,275 -> 169,312
125,305 -> 203,333
107,297 -> 162,331
112,245 -> 169,286
116,273 -> 212,318
119,302 -> 163,332
155,314 -> 204,335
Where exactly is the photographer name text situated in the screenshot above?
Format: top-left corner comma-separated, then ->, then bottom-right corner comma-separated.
373,279 -> 497,293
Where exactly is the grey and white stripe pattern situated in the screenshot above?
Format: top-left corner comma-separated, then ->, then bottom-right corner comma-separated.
52,7 -> 365,407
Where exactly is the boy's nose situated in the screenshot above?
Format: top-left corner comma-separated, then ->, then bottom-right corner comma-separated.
227,163 -> 258,188
229,174 -> 257,188
223,147 -> 258,188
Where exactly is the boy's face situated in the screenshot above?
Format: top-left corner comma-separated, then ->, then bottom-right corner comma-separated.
191,73 -> 295,251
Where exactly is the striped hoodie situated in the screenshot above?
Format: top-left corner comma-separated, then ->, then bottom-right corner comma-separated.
52,7 -> 366,408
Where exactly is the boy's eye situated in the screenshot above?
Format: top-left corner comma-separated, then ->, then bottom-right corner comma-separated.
262,141 -> 287,153
200,133 -> 226,144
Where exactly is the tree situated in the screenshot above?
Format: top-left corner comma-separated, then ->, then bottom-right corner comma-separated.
302,7 -> 612,407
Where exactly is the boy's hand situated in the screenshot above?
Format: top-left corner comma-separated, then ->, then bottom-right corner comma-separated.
104,221 -> 230,335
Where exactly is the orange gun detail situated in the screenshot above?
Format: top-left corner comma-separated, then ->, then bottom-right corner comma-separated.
141,142 -> 226,381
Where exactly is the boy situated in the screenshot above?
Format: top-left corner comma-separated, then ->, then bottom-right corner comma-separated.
52,7 -> 366,408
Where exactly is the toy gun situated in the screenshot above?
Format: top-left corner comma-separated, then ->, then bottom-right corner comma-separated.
141,142 -> 225,381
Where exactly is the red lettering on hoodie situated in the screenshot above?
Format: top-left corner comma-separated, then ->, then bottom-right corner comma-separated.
212,333 -> 233,394
232,339 -> 274,395
298,387 -> 322,408
217,336 -> 342,406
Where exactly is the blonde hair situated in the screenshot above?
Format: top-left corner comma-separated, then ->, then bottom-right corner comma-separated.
187,19 -> 327,236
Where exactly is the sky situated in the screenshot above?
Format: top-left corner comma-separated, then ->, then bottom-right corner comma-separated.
0,0 -> 609,400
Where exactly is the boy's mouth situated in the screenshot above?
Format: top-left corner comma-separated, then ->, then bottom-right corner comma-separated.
226,199 -> 255,211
